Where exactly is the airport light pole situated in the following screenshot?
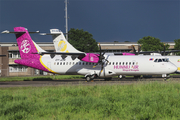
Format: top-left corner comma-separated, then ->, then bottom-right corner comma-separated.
65,0 -> 68,41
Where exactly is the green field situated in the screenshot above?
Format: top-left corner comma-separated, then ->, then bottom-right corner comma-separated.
0,81 -> 180,120
0,75 -> 84,82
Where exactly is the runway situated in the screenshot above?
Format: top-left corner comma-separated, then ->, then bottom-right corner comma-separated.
1,75 -> 180,88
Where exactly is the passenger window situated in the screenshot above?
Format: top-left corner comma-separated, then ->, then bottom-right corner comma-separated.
60,62 -> 62,65
86,62 -> 88,65
116,62 -> 118,65
73,62 -> 74,65
126,62 -> 128,65
112,62 -> 114,65
54,62 -> 56,65
89,63 -> 91,65
109,62 -> 111,65
119,62 -> 121,65
66,62 -> 68,65
79,62 -> 81,65
129,62 -> 131,65
158,59 -> 162,62
57,62 -> 59,65
63,62 -> 65,65
69,62 -> 71,65
133,62 -> 134,65
122,62 -> 124,65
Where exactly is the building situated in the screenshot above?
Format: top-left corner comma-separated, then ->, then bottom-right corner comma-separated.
0,42 -> 175,77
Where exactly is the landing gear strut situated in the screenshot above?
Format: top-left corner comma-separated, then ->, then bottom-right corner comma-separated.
86,74 -> 98,82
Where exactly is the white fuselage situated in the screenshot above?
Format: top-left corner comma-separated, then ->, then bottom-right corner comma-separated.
40,55 -> 177,77
164,56 -> 180,72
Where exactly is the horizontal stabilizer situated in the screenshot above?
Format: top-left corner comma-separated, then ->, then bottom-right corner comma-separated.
40,33 -> 61,35
2,30 -> 39,34
33,52 -> 86,56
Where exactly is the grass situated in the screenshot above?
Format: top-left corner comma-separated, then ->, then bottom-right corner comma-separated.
0,81 -> 180,119
0,75 -> 84,82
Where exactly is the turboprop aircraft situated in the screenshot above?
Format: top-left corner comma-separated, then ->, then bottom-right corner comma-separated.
42,29 -> 180,78
2,27 -> 177,81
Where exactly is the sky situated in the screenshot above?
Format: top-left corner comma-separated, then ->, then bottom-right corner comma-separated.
0,0 -> 179,43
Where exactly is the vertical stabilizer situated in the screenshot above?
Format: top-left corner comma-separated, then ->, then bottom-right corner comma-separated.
14,27 -> 45,59
50,29 -> 83,53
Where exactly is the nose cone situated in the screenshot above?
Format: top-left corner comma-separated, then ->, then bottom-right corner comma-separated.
168,63 -> 177,73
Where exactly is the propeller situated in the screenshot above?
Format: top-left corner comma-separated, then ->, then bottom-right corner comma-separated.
132,45 -> 141,55
132,45 -> 137,55
93,43 -> 109,76
98,43 -> 106,63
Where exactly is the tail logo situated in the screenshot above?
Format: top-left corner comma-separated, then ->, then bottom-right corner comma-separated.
20,40 -> 31,53
57,40 -> 67,52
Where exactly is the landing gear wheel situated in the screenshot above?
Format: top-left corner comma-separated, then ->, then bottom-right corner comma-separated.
118,75 -> 123,79
118,75 -> 125,79
86,75 -> 91,82
86,75 -> 94,82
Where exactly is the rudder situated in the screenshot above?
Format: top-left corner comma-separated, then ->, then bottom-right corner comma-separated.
14,27 -> 44,59
50,29 -> 83,53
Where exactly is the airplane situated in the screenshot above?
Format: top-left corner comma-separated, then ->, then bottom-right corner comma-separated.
42,29 -> 180,79
1,27 -> 177,82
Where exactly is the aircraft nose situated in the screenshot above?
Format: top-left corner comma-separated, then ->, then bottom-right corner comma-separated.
168,63 -> 177,73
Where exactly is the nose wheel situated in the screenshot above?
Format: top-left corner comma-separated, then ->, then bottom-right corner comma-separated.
162,74 -> 170,81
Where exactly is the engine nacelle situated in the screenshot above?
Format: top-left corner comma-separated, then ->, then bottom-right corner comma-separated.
79,53 -> 99,63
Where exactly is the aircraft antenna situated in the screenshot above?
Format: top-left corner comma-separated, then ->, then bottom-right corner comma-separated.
65,0 -> 68,41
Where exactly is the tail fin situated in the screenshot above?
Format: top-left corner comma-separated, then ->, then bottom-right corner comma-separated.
49,29 -> 83,53
14,27 -> 45,59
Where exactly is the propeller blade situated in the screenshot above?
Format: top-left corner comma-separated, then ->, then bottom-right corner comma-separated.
132,45 -> 136,54
98,43 -> 102,62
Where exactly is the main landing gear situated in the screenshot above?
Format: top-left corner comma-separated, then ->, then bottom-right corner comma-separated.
85,74 -> 98,82
85,74 -> 112,82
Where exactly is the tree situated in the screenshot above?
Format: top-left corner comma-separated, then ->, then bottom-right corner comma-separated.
174,39 -> 180,55
68,28 -> 99,53
137,36 -> 169,52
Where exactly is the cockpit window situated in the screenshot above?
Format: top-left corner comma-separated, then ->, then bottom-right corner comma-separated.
158,59 -> 162,62
154,58 -> 169,62
163,58 -> 169,62
154,59 -> 158,62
